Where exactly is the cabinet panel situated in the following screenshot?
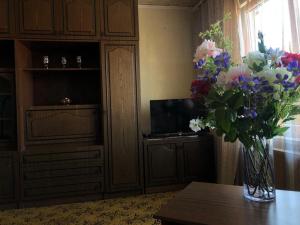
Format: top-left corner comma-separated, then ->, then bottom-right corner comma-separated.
19,0 -> 55,34
26,106 -> 99,142
182,137 -> 215,182
103,42 -> 140,191
145,144 -> 179,186
62,0 -> 97,36
103,0 -> 137,38
0,0 -> 10,34
0,152 -> 17,203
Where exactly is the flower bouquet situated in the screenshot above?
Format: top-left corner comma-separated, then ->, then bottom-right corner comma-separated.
190,20 -> 300,202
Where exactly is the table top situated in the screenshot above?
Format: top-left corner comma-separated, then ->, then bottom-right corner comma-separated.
155,182 -> 300,225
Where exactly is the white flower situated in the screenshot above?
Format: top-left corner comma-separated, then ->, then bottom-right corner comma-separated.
193,39 -> 223,62
244,51 -> 266,70
217,64 -> 252,87
257,67 -> 292,83
189,118 -> 205,132
266,48 -> 285,65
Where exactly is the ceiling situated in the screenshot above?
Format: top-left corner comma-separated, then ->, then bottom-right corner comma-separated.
138,0 -> 201,7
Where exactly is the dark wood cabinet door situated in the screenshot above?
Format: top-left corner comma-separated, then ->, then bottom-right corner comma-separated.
103,0 -> 137,38
102,42 -> 141,192
0,152 -> 17,203
62,0 -> 98,36
145,143 -> 179,187
18,0 -> 56,34
0,0 -> 10,34
182,136 -> 215,182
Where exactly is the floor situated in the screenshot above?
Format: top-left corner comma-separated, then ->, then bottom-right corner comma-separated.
0,192 -> 174,225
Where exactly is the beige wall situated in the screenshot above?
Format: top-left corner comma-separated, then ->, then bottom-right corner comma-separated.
139,5 -> 194,134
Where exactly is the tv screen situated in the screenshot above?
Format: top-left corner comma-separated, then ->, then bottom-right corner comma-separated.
150,98 -> 206,135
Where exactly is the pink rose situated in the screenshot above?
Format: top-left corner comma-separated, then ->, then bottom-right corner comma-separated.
193,40 -> 223,62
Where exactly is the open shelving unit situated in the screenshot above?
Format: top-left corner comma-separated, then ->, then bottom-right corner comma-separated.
15,40 -> 102,146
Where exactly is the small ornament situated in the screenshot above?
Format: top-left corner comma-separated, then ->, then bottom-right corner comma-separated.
43,56 -> 49,69
61,97 -> 71,105
76,56 -> 82,68
61,57 -> 67,68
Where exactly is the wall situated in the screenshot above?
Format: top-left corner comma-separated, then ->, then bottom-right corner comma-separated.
139,5 -> 194,134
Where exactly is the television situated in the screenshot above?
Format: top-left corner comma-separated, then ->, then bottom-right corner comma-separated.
150,98 -> 207,135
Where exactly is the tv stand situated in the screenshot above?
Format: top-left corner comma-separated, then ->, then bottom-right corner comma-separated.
143,134 -> 216,193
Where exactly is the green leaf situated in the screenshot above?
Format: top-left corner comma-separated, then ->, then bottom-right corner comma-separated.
273,127 -> 290,136
221,90 -> 234,102
228,92 -> 244,110
215,107 -> 231,133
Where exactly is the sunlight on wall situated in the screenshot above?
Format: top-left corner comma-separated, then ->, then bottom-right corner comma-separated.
139,6 -> 194,134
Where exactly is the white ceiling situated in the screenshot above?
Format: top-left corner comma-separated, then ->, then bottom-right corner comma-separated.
138,0 -> 201,7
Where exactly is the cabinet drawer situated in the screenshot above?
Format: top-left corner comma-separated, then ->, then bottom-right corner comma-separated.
24,166 -> 103,180
26,106 -> 99,142
23,150 -> 103,164
24,181 -> 103,199
24,175 -> 103,189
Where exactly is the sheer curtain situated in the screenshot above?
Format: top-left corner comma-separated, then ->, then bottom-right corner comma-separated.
239,0 -> 300,190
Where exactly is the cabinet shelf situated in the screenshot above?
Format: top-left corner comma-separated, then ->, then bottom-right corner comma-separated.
23,68 -> 100,72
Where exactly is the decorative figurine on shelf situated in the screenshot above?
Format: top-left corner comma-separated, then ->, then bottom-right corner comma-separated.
60,97 -> 71,105
61,57 -> 67,68
43,56 -> 49,69
76,56 -> 82,68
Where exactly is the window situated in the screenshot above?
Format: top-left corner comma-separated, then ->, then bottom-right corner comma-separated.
239,0 -> 300,153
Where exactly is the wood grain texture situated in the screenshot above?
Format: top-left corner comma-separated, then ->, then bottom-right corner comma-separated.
62,0 -> 97,36
25,105 -> 99,142
102,0 -> 138,38
19,0 -> 56,34
102,41 -> 141,192
0,0 -> 9,33
156,182 -> 300,225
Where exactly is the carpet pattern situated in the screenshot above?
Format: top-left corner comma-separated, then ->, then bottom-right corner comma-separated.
0,192 -> 174,225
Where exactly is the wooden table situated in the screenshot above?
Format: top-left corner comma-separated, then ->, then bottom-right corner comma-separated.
155,182 -> 300,225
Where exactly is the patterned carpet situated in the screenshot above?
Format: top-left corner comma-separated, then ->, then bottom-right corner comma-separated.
0,192 -> 174,225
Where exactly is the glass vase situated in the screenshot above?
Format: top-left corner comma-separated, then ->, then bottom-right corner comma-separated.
242,138 -> 276,202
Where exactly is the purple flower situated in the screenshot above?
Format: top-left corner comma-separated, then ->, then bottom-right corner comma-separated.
287,60 -> 300,76
194,59 -> 206,69
274,73 -> 296,91
214,52 -> 231,70
244,107 -> 258,119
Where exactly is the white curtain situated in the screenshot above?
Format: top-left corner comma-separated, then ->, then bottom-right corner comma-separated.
239,0 -> 300,190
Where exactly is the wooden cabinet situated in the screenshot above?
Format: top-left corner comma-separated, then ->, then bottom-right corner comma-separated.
0,152 -> 18,208
18,0 -> 100,38
143,135 -> 216,193
62,0 -> 99,36
18,0 -> 56,35
0,0 -> 14,36
102,0 -> 138,39
102,41 -> 141,193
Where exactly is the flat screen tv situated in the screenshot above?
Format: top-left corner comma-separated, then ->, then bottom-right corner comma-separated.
150,98 -> 207,135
